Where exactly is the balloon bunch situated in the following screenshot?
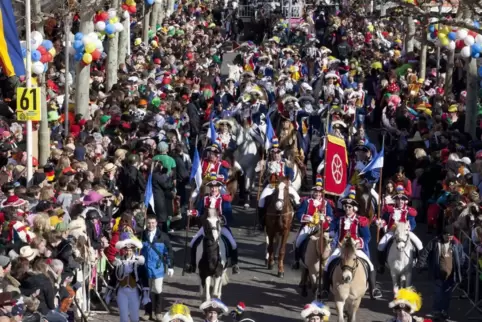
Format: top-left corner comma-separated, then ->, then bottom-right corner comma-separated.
122,0 -> 137,13
72,32 -> 104,65
94,9 -> 124,37
428,21 -> 482,58
20,31 -> 57,75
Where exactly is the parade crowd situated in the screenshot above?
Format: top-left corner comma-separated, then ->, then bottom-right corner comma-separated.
0,0 -> 481,322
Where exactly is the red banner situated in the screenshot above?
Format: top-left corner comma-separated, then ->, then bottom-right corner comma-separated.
324,135 -> 348,196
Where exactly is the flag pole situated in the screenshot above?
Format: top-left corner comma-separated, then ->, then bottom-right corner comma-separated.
317,110 -> 330,300
183,135 -> 199,276
376,133 -> 386,243
25,0 -> 33,186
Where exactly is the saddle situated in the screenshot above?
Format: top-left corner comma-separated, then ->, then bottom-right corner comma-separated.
327,255 -> 370,286
383,237 -> 418,264
196,233 -> 233,268
299,228 -> 320,265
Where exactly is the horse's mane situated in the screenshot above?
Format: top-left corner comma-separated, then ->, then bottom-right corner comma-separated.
341,238 -> 357,261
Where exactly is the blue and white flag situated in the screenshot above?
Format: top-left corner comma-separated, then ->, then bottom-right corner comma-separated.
190,147 -> 202,194
264,113 -> 275,150
207,114 -> 218,144
359,147 -> 384,175
144,172 -> 156,213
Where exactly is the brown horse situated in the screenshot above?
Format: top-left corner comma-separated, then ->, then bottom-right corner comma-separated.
355,183 -> 375,221
299,231 -> 332,298
265,178 -> 294,278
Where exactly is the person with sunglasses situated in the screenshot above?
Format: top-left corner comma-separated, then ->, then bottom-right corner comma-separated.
320,188 -> 382,299
387,287 -> 432,322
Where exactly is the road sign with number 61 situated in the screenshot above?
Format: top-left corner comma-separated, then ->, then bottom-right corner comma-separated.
16,87 -> 41,121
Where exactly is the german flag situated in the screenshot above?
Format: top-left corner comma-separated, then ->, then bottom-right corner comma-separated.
0,1 -> 26,77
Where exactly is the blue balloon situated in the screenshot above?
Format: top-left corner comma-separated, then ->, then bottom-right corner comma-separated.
31,50 -> 41,62
74,52 -> 83,62
430,32 -> 436,40
74,32 -> 84,41
448,32 -> 457,41
41,40 -> 53,50
428,25 -> 435,33
475,21 -> 480,29
21,47 -> 27,58
105,24 -> 115,35
472,52 -> 480,59
73,40 -> 84,51
146,0 -> 154,4
473,43 -> 482,54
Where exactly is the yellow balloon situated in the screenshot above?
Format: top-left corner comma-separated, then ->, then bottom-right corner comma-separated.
440,38 -> 449,46
108,34 -> 115,38
442,26 -> 451,34
438,32 -> 447,39
85,43 -> 96,54
126,0 -> 135,5
48,47 -> 56,57
82,53 -> 93,64
111,17 -> 119,23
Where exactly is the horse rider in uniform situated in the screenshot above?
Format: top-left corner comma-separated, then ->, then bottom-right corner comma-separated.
375,185 -> 423,274
200,298 -> 229,322
278,111 -> 306,177
292,175 -> 333,269
185,174 -> 240,274
320,188 -> 383,299
300,301 -> 331,321
216,119 -> 238,153
386,288 -> 432,322
258,137 -> 301,228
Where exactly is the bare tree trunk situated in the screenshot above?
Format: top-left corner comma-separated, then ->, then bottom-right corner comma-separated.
143,4 -> 151,45
419,32 -> 428,80
405,16 -> 415,54
465,58 -> 478,138
75,10 -> 95,118
118,13 -> 129,65
158,0 -> 166,23
32,0 -> 45,163
106,0 -> 120,91
151,2 -> 160,32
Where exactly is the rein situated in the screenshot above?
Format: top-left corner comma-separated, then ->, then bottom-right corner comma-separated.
341,257 -> 359,275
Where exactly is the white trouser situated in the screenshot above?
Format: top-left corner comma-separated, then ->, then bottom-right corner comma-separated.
295,225 -> 317,248
258,182 -> 301,208
234,161 -> 244,175
324,247 -> 374,272
117,287 -> 140,322
377,231 -> 424,252
189,226 -> 237,249
149,278 -> 164,294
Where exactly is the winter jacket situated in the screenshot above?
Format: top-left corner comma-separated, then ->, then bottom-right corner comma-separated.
20,272 -> 56,315
117,165 -> 146,208
140,228 -> 174,279
151,170 -> 174,222
51,239 -> 80,280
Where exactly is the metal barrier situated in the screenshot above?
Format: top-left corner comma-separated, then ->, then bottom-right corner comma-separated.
238,5 -> 256,18
282,5 -> 303,18
237,4 -> 303,18
457,229 -> 482,319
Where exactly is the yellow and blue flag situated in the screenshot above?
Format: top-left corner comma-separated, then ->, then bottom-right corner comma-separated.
0,1 -> 26,77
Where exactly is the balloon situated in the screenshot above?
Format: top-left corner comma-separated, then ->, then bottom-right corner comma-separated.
48,47 -> 56,57
88,32 -> 99,40
472,52 -> 480,59
475,21 -> 480,29
115,22 -> 124,32
476,34 -> 482,44
441,26 -> 451,34
456,40 -> 465,49
85,43 -> 96,54
448,32 -> 457,41
20,40 -> 26,48
82,53 -> 93,64
449,41 -> 456,50
41,40 -> 53,50
128,5 -> 137,13
96,21 -> 106,31
75,32 -> 84,41
73,40 -> 84,51
457,29 -> 468,40
122,4 -> 129,11
31,31 -> 43,44
152,97 -> 161,107
438,32 -> 447,39
37,46 -> 47,55
109,17 -> 119,24
21,47 -> 27,58
465,35 -> 475,46
40,52 -> 52,63
472,43 -> 482,54
105,24 -> 116,35
123,10 -> 130,19
440,37 -> 449,47
126,0 -> 136,5
429,32 -> 436,40
146,0 -> 154,4
31,50 -> 41,62
469,30 -> 478,38
82,36 -> 92,46
91,49 -> 102,61
428,25 -> 435,33
461,46 -> 471,58
32,61 -> 44,75
155,0 -> 162,3
74,52 -> 83,62
95,39 -> 103,50
108,34 -> 115,39
31,38 -> 40,50
100,12 -> 109,21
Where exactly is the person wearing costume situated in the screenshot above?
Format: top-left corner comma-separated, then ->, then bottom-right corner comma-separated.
257,138 -> 301,228
386,288 -> 432,322
392,166 -> 412,197
186,174 -> 239,274
162,303 -> 194,322
300,301 -> 331,321
292,176 -> 333,269
320,189 -> 382,299
376,185 -> 423,274
216,119 -> 238,152
105,232 -> 149,322
199,143 -> 230,196
200,298 -> 229,322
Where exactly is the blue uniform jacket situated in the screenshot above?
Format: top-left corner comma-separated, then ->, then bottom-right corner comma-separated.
196,195 -> 233,225
141,228 -> 174,279
295,199 -> 334,222
329,215 -> 371,256
252,104 -> 268,125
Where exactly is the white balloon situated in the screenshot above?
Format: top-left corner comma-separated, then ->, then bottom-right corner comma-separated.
449,41 -> 456,50
95,39 -> 103,50
32,61 -> 44,75
123,11 -> 130,19
108,8 -> 117,19
31,38 -> 40,50
82,36 -> 92,45
457,29 -> 468,40
31,31 -> 43,44
115,22 -> 124,32
96,21 -> 106,31
88,32 -> 99,40
465,35 -> 475,46
461,46 -> 471,58
155,0 -> 162,3
476,34 -> 482,44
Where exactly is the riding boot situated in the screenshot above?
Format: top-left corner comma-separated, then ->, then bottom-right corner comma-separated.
258,207 -> 266,231
155,293 -> 163,321
369,270 -> 382,299
319,270 -> 331,299
292,246 -> 301,270
377,250 -> 386,274
231,248 -> 240,274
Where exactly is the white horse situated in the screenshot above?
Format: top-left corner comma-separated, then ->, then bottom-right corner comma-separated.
197,209 -> 229,301
387,222 -> 415,294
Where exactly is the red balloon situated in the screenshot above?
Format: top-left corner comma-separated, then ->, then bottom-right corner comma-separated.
37,46 -> 47,55
433,30 -> 438,37
121,4 -> 129,10
100,11 -> 109,21
40,53 -> 50,63
91,49 -> 101,61
128,5 -> 136,13
44,52 -> 52,62
456,39 -> 465,49
469,30 -> 477,37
